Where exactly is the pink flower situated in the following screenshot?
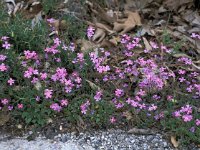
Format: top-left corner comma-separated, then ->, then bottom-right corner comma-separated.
167,95 -> 173,101
50,103 -> 62,112
94,90 -> 103,101
7,78 -> 15,85
180,105 -> 192,114
115,102 -> 124,109
24,70 -> 32,78
0,63 -> 8,72
130,100 -> 138,107
173,111 -> 181,118
75,77 -> 82,84
0,55 -> 7,61
18,104 -> 23,109
53,38 -> 61,46
8,105 -> 13,111
182,114 -> 193,122
1,36 -> 9,41
80,100 -> 90,114
24,50 -> 38,60
2,41 -> 11,49
178,69 -> 186,75
191,33 -> 200,39
179,77 -> 186,83
137,89 -> 146,96
44,89 -> 53,99
195,119 -> 200,126
87,26 -> 95,39
60,99 -> 68,106
31,77 -> 39,84
148,104 -> 157,111
110,116 -> 116,123
47,18 -> 56,23
1,99 -> 9,105
36,96 -> 40,101
40,72 -> 47,80
115,89 -> 124,97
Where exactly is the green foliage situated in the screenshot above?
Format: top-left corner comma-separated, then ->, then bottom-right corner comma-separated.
41,0 -> 62,14
0,14 -> 48,53
61,15 -> 87,41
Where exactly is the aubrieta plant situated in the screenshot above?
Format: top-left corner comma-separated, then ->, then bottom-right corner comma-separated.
0,18 -> 200,145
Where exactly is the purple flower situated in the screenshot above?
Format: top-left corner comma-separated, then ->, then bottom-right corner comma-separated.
0,55 -> 7,61
182,114 -> 193,122
87,26 -> 95,39
195,119 -> 200,126
94,90 -> 103,101
115,89 -> 124,97
80,100 -> 90,114
50,103 -> 62,112
2,41 -> 11,49
189,127 -> 195,133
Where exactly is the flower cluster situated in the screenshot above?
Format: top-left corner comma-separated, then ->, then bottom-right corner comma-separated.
173,105 -> 193,122
89,48 -> 110,73
80,100 -> 90,114
191,33 -> 200,39
1,36 -> 11,49
87,26 -> 95,39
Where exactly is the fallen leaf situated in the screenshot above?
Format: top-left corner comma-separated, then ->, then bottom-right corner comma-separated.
92,28 -> 106,43
31,11 -> 42,28
123,111 -> 133,120
34,81 -> 42,91
86,0 -> 116,24
140,25 -> 156,36
77,39 -> 97,53
86,79 -> 101,90
113,11 -> 142,34
164,0 -> 192,11
143,37 -> 152,51
171,136 -> 179,148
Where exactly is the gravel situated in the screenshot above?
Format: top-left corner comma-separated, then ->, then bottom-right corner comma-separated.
0,129 -> 199,150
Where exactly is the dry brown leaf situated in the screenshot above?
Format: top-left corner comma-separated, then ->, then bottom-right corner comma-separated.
86,0 -> 116,24
105,36 -> 120,46
51,19 -> 60,31
182,11 -> 200,27
34,81 -> 42,91
31,11 -> 42,28
140,25 -> 156,36
143,37 -> 152,51
92,28 -> 106,43
77,39 -> 97,53
95,23 -> 114,34
173,53 -> 192,59
124,0 -> 150,11
100,39 -> 117,48
123,111 -> 133,120
86,79 -> 101,91
192,63 -> 200,70
170,136 -> 179,148
113,11 -> 142,34
164,0 -> 193,11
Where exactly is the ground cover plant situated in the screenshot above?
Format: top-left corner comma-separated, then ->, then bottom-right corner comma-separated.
0,0 -> 200,148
